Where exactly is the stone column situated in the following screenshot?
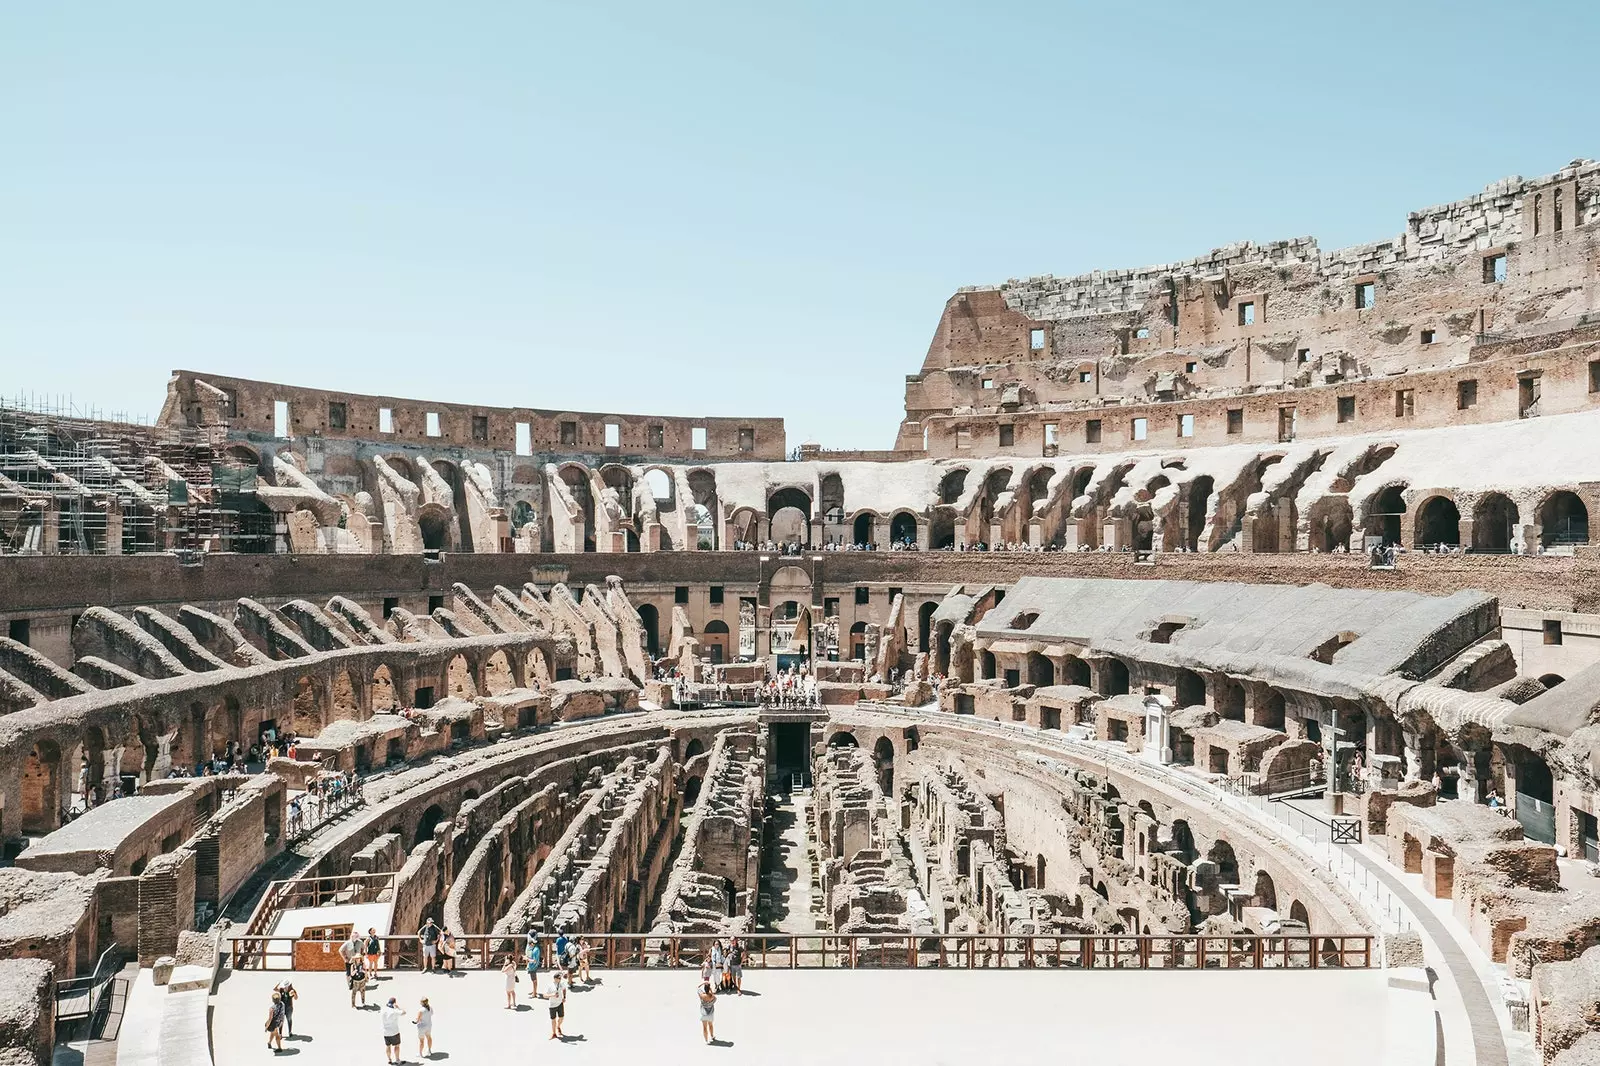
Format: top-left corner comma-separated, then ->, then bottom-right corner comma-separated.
152,730 -> 180,778
41,502 -> 60,555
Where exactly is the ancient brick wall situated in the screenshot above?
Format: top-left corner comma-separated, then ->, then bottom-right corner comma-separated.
136,850 -> 195,963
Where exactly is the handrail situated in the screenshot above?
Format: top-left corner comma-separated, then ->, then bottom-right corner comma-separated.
55,943 -> 123,1022
228,932 -> 1374,972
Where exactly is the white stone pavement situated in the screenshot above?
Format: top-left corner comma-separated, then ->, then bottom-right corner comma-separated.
214,967 -> 1433,1066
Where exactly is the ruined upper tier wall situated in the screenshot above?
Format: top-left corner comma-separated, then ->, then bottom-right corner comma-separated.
160,370 -> 786,461
901,162 -> 1598,449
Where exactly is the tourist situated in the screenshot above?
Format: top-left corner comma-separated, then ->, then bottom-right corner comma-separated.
365,926 -> 382,975
348,954 -> 369,1008
419,917 -> 441,972
709,938 -> 724,987
525,935 -> 541,996
697,979 -> 717,1044
1488,788 -> 1505,809
543,971 -> 567,1040
554,930 -> 569,970
340,930 -> 364,978
273,979 -> 298,1036
380,997 -> 405,1064
413,997 -> 434,1058
440,928 -> 458,973
502,954 -> 519,1008
265,990 -> 286,1053
577,936 -> 593,983
728,937 -> 743,994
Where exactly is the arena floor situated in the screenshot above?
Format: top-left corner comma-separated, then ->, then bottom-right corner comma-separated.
214,966 -> 1434,1065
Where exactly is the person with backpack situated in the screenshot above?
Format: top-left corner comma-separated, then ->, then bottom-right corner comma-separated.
418,917 -> 442,973
365,927 -> 382,976
728,937 -> 744,995
348,955 -> 369,1008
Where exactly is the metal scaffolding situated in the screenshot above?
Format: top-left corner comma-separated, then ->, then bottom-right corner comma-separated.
0,395 -> 275,555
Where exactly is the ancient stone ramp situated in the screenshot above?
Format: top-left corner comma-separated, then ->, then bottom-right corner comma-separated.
176,605 -> 272,666
233,599 -> 315,660
73,606 -> 190,680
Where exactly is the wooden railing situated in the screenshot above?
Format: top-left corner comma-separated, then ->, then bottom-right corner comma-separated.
234,871 -> 398,969
230,931 -> 1374,972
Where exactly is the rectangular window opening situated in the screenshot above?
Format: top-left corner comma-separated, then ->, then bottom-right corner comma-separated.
691,426 -> 707,451
1085,419 -> 1102,444
8,619 -> 30,646
1178,414 -> 1194,438
1297,348 -> 1310,364
1355,282 -> 1376,310
955,427 -> 972,451
1029,328 -> 1045,350
604,422 -> 621,448
1395,389 -> 1415,418
327,401 -> 347,431
379,407 -> 394,434
1078,370 -> 1092,384
982,378 -> 994,390
1043,423 -> 1058,449
674,586 -> 689,605
1484,253 -> 1508,284
1278,406 -> 1296,443
560,421 -> 579,447
648,424 -> 665,449
1589,360 -> 1600,394
515,422 -> 532,456
1457,380 -> 1478,410
1226,408 -> 1243,435
1420,329 -> 1435,345
425,412 -> 442,437
1131,417 -> 1148,442
472,415 -> 489,442
1184,361 -> 1197,374
273,400 -> 290,439
998,424 -> 1015,447
709,586 -> 724,605
1135,327 -> 1150,340
1337,396 -> 1356,423
855,586 -> 870,605
1544,619 -> 1563,645
738,427 -> 755,453
1238,301 -> 1256,326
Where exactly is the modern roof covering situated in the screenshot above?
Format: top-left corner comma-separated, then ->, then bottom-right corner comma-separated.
18,793 -> 187,860
977,577 -> 1497,696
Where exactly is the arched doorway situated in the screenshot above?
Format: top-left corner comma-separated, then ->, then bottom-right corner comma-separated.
1414,496 -> 1460,549
1061,655 -> 1090,687
414,804 -> 446,849
1027,652 -> 1055,686
1105,658 -> 1130,696
1540,491 -> 1590,548
446,654 -> 476,698
702,619 -> 730,664
852,513 -> 874,548
850,621 -> 867,661
1368,485 -> 1407,545
21,741 -> 62,833
1175,669 -> 1205,708
890,512 -> 918,547
918,602 -> 937,653
684,738 -> 706,761
637,604 -> 660,656
1472,493 -> 1518,553
873,736 -> 895,795
827,731 -> 858,748
767,487 -> 813,548
371,665 -> 395,711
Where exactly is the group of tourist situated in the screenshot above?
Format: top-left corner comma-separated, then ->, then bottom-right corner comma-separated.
286,772 -> 361,837
762,670 -> 817,707
286,921 -> 751,1055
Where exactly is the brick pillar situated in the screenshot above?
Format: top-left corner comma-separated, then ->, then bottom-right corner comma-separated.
137,850 -> 196,964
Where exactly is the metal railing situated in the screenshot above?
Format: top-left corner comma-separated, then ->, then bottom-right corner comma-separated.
55,944 -> 123,1027
230,932 -> 1373,972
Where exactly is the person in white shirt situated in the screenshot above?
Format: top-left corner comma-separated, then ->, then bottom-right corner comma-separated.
380,998 -> 404,1064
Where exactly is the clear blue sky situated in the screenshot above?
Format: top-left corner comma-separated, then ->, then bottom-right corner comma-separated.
2,2 -> 1593,449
